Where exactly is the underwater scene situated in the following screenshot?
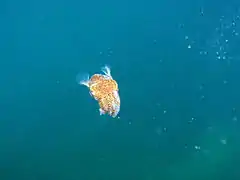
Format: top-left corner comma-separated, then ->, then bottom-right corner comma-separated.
1,0 -> 240,179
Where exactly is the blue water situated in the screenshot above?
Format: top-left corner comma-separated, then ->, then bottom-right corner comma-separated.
1,0 -> 240,179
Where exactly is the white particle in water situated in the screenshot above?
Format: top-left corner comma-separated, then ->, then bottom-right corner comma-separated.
194,145 -> 201,150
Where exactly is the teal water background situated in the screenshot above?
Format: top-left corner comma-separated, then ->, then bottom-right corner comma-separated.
1,0 -> 240,179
